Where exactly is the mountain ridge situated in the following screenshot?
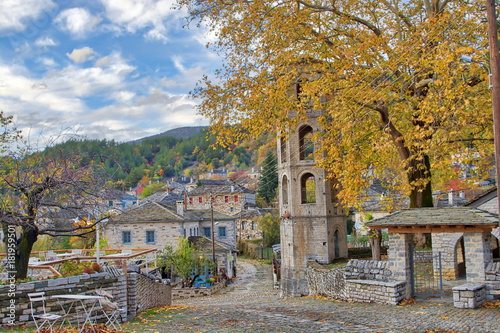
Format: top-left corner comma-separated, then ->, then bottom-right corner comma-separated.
128,126 -> 208,144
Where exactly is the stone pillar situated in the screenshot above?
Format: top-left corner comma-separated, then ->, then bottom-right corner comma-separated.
464,232 -> 493,283
388,233 -> 412,299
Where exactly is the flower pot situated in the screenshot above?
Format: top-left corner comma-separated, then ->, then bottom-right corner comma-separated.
206,282 -> 211,288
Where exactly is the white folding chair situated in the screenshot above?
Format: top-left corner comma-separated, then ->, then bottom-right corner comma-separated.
28,292 -> 63,333
99,298 -> 126,330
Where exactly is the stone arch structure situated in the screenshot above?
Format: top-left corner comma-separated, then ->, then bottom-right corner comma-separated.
431,233 -> 464,280
278,111 -> 348,297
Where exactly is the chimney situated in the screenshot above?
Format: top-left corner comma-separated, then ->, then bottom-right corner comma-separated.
448,189 -> 455,206
176,200 -> 184,216
459,190 -> 465,199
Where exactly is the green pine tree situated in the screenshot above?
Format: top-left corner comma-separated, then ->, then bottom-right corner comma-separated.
257,151 -> 278,205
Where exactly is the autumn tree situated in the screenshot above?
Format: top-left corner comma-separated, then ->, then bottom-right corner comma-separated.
180,0 -> 492,210
0,143 -> 110,279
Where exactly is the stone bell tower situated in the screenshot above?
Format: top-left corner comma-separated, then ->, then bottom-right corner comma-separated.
278,93 -> 348,297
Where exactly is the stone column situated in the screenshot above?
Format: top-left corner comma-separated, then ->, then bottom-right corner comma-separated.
464,232 -> 493,283
388,233 -> 412,299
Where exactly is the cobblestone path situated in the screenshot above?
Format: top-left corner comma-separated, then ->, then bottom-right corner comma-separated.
125,259 -> 499,333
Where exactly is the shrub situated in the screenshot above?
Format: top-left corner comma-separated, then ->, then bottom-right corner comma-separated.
92,262 -> 101,273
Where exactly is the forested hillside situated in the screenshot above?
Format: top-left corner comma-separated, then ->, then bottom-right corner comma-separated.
44,128 -> 276,189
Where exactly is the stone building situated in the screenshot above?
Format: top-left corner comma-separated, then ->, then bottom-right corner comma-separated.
278,106 -> 348,296
235,208 -> 277,242
103,201 -> 237,274
186,180 -> 255,215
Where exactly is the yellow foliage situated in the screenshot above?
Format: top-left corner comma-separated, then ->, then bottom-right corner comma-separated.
180,0 -> 493,208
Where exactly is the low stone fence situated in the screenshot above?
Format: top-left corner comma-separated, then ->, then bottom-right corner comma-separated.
307,259 -> 406,305
127,272 -> 172,317
344,259 -> 392,281
345,280 -> 406,305
0,269 -> 172,328
0,272 -> 126,327
172,281 -> 225,300
453,283 -> 487,309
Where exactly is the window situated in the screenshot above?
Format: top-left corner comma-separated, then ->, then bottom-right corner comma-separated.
190,228 -> 192,236
301,173 -> 316,203
108,201 -> 113,207
199,197 -> 203,203
230,207 -> 234,213
282,175 -> 288,205
203,227 -> 211,238
146,230 -> 155,244
251,221 -> 256,230
122,231 -> 131,244
219,227 -> 227,237
235,195 -> 239,202
225,196 -> 229,203
299,125 -> 314,160
183,229 -> 186,238
242,221 -> 246,230
132,201 -> 136,205
189,197 -> 193,204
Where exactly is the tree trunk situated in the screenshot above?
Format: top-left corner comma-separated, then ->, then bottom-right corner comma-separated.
369,229 -> 382,261
15,225 -> 38,280
407,154 -> 433,249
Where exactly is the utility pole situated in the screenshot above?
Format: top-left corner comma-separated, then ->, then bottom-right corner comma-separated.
210,193 -> 216,272
486,0 -> 500,227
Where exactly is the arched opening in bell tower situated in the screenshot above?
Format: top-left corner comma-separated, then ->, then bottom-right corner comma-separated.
299,125 -> 314,161
301,173 -> 316,203
282,175 -> 289,205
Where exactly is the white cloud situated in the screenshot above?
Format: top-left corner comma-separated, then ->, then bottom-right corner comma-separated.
0,0 -> 55,32
66,47 -> 98,63
54,8 -> 101,38
35,37 -> 57,48
100,0 -> 181,41
36,57 -> 57,68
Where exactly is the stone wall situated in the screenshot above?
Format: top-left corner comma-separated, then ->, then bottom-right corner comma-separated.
0,272 -> 126,327
127,272 -> 171,316
345,280 -> 406,305
485,262 -> 500,301
306,268 -> 346,300
344,259 -> 392,281
171,281 -> 225,300
1,270 -> 173,328
306,259 -> 406,305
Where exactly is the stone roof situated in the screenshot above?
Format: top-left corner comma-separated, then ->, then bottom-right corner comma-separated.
365,207 -> 498,228
239,208 -> 277,219
108,202 -> 181,223
188,180 -> 254,196
138,191 -> 184,205
99,189 -> 137,201
188,236 -> 236,252
108,202 -> 236,224
464,187 -> 497,208
432,191 -> 468,207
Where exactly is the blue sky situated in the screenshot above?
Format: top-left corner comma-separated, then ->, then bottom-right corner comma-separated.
0,0 -> 219,145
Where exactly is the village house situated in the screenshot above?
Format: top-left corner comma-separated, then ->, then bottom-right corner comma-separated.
186,180 -> 255,216
103,200 -> 238,275
236,208 -> 276,242
99,188 -> 138,214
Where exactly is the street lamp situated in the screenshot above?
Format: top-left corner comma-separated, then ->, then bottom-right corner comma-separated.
460,55 -> 492,88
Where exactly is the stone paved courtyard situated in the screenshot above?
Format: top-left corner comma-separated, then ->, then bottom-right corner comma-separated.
123,259 -> 500,333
